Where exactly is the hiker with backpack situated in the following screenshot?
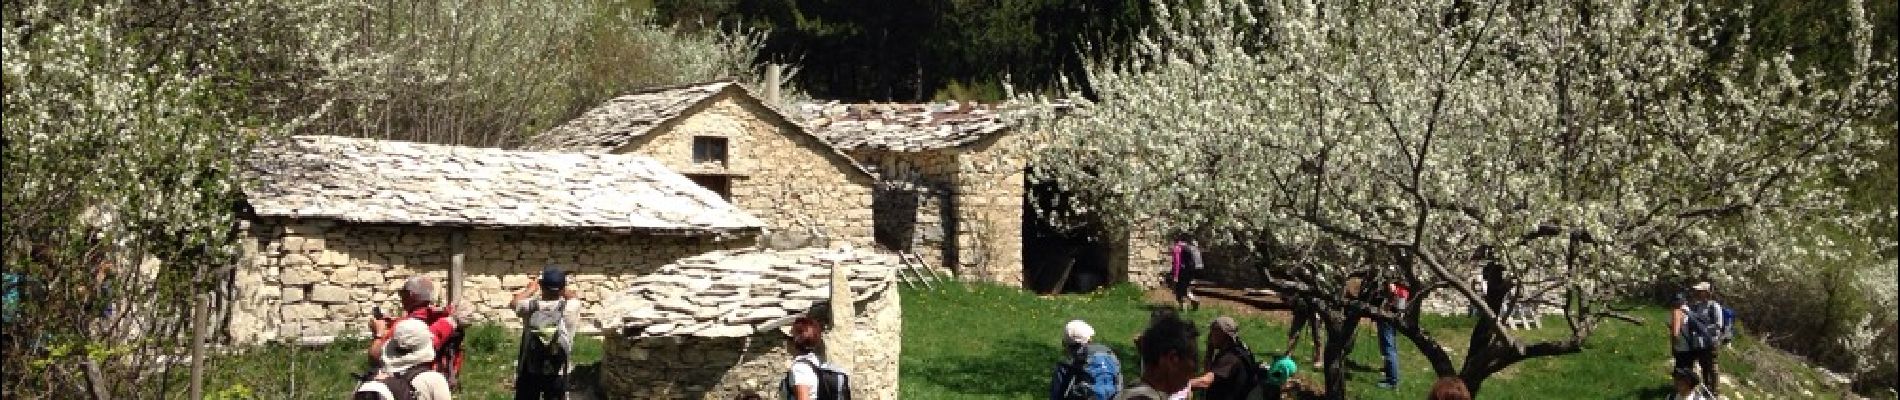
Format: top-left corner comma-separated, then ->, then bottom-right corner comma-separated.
1050,320 -> 1122,400
367,277 -> 462,384
1169,236 -> 1203,310
783,316 -> 852,400
513,267 -> 579,400
354,318 -> 454,400
1670,281 -> 1729,397
1188,316 -> 1288,400
1118,310 -> 1201,400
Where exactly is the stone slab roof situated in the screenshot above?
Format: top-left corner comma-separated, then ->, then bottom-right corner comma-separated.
244,135 -> 765,234
608,247 -> 899,338
523,81 -> 734,153
798,101 -> 1013,152
521,80 -> 874,180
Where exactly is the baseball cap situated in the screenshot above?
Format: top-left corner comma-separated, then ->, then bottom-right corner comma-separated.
1064,320 -> 1095,344
1211,316 -> 1240,337
540,266 -> 567,289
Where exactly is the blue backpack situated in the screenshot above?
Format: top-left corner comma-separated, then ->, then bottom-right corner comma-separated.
1052,344 -> 1120,400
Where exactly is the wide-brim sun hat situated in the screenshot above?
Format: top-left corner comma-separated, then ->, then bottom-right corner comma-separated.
1691,281 -> 1712,291
380,319 -> 436,373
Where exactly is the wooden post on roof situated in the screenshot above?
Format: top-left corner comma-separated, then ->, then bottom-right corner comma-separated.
448,228 -> 467,308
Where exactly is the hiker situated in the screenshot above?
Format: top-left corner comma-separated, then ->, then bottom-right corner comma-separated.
1169,236 -> 1202,310
1186,316 -> 1258,400
1376,278 -> 1409,390
354,319 -> 453,400
368,277 -> 459,373
1051,320 -> 1122,400
512,267 -> 579,399
1670,282 -> 1728,397
783,316 -> 850,400
1667,367 -> 1714,400
1427,377 -> 1471,400
1117,309 -> 1201,400
1282,295 -> 1324,370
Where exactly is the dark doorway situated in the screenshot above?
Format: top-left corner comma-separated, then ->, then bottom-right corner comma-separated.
1022,167 -> 1114,294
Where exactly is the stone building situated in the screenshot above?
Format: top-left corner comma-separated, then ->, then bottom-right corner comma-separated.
600,247 -> 900,399
524,81 -> 877,250
229,135 -> 765,343
800,101 -> 1173,292
799,101 -> 1025,285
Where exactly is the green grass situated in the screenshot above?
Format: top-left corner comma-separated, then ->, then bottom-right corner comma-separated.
175,323 -> 603,400
899,283 -> 1860,399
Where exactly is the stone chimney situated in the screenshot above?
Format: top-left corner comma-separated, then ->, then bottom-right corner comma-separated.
764,64 -> 782,106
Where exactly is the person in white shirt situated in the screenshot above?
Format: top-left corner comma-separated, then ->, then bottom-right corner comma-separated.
784,317 -> 825,400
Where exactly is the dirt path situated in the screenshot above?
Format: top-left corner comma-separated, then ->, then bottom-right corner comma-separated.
1143,282 -> 1296,321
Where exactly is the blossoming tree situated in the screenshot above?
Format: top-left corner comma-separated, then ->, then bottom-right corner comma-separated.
1022,0 -> 1894,395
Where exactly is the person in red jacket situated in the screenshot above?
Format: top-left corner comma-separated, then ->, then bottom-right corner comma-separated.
367,277 -> 458,374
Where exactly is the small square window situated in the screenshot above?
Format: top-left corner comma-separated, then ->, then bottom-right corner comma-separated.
693,136 -> 729,164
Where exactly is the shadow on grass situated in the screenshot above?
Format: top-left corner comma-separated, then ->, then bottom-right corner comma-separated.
1629,384 -> 1676,399
907,335 -> 1067,397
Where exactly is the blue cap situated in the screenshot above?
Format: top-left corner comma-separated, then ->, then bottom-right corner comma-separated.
540,266 -> 566,288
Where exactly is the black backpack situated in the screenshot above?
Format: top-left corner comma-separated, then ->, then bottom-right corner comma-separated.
1226,338 -> 1280,397
783,357 -> 852,400
352,366 -> 429,400
519,299 -> 570,376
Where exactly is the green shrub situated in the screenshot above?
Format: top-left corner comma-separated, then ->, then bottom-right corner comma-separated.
463,322 -> 510,354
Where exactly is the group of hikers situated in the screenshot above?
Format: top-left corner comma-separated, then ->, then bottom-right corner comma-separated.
352,266 -> 579,400
347,266 -> 857,400
335,235 -> 1734,400
1667,281 -> 1736,400
1049,310 -> 1473,400
1078,236 -> 1738,400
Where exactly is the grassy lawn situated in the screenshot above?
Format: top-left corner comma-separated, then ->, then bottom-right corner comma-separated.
900,282 -> 1859,399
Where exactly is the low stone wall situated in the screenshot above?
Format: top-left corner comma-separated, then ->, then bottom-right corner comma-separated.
599,287 -> 901,399
227,218 -> 754,344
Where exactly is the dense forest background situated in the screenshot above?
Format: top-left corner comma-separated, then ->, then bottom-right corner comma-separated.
644,0 -> 1897,103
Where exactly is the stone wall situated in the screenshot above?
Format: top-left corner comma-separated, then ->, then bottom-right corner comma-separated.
598,287 -> 901,399
855,148 -> 959,272
1115,224 -> 1171,290
227,218 -> 754,344
953,130 -> 1029,286
624,93 -> 876,248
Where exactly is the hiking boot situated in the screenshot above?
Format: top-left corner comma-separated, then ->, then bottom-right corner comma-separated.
1191,299 -> 1201,310
1377,382 -> 1398,390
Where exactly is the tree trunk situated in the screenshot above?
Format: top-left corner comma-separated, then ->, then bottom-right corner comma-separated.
1457,261 -> 1514,397
1320,307 -> 1363,400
